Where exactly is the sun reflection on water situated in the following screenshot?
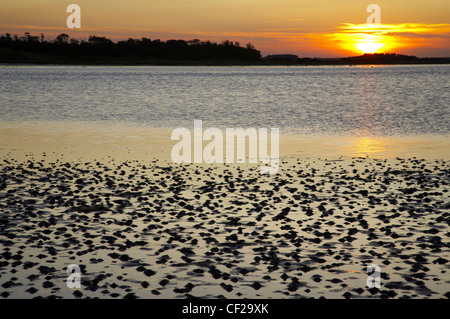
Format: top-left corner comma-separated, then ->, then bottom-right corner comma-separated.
349,137 -> 389,157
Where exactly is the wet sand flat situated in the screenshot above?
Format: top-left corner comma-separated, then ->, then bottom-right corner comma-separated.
0,123 -> 449,299
1,122 -> 450,162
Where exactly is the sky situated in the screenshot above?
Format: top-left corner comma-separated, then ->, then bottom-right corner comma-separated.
1,0 -> 449,57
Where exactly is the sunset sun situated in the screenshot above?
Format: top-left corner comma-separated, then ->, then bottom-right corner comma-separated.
331,23 -> 408,55
354,32 -> 386,54
356,40 -> 384,54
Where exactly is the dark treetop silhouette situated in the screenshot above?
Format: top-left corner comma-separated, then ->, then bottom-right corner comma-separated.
0,32 -> 261,65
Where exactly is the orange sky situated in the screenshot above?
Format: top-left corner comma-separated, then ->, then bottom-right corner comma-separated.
1,0 -> 449,57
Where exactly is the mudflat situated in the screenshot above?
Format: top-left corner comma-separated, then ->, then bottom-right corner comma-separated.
0,124 -> 448,299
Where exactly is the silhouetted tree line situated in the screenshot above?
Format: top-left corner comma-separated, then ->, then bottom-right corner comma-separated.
342,53 -> 420,64
263,53 -> 450,65
0,32 -> 261,62
2,33 -> 449,65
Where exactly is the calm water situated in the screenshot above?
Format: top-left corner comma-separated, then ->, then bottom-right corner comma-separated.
1,65 -> 449,136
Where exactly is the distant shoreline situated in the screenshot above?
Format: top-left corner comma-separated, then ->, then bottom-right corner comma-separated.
1,55 -> 449,66
2,33 -> 449,66
2,60 -> 450,66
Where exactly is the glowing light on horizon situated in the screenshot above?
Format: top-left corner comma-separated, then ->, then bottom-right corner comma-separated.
329,24 -> 400,54
355,41 -> 383,54
354,34 -> 384,54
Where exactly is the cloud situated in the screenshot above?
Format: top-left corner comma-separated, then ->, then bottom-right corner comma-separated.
323,23 -> 450,55
339,23 -> 450,34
